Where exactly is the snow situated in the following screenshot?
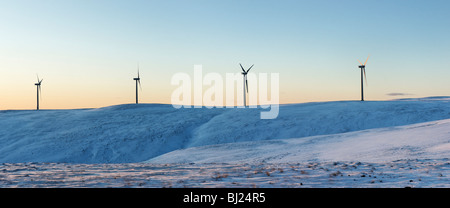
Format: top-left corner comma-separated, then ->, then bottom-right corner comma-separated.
1,160 -> 449,188
148,119 -> 450,164
1,96 -> 450,187
0,104 -> 224,163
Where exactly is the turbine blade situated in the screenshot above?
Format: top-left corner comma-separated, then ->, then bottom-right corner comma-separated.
39,79 -> 43,85
246,78 -> 248,93
37,74 -> 40,82
364,54 -> 370,65
239,63 -> 246,73
137,62 -> 140,78
138,80 -> 142,91
247,64 -> 254,73
363,68 -> 368,86
357,59 -> 363,66
39,85 -> 42,101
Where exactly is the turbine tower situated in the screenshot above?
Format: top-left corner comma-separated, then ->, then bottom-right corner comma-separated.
35,75 -> 43,110
239,63 -> 254,107
133,65 -> 142,104
357,55 -> 370,101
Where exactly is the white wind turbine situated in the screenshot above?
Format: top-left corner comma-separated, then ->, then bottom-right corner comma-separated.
239,63 -> 254,107
357,55 -> 370,101
35,75 -> 43,110
133,65 -> 142,104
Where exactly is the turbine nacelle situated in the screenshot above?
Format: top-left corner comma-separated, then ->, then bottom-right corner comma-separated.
240,63 -> 254,74
134,67 -> 141,81
35,75 -> 43,85
357,54 -> 370,68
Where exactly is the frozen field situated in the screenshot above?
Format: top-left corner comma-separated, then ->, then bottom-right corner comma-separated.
1,159 -> 449,188
1,97 -> 450,187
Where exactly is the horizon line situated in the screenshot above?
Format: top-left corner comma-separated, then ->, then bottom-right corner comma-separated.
2,96 -> 449,111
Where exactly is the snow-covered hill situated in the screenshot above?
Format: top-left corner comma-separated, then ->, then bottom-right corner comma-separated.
149,118 -> 450,163
1,97 -> 450,163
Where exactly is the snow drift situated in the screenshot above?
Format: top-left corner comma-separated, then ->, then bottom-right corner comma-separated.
1,97 -> 450,163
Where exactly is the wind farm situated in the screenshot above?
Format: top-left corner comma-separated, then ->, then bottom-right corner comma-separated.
1,0 -> 450,191
1,97 -> 450,188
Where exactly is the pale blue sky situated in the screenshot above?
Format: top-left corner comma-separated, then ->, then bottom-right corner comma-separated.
1,0 -> 449,109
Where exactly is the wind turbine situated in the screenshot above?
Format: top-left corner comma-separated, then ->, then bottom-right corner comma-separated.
357,55 -> 370,101
239,63 -> 254,107
35,75 -> 43,110
133,65 -> 142,104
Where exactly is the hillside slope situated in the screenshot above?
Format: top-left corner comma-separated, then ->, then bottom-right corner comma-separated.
149,118 -> 450,163
1,97 -> 450,163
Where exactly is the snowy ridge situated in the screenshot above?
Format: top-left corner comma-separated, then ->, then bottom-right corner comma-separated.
1,97 -> 450,163
149,119 -> 450,163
